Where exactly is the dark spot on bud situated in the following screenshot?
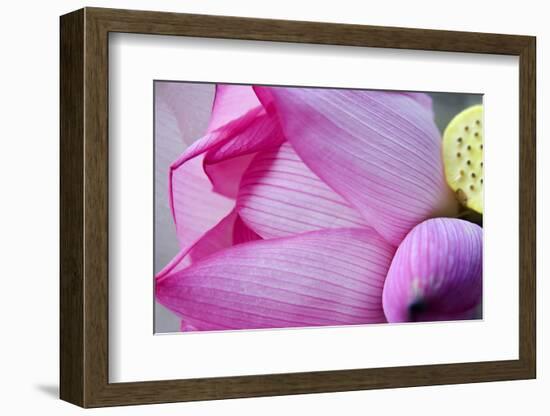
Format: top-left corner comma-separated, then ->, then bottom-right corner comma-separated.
408,299 -> 427,322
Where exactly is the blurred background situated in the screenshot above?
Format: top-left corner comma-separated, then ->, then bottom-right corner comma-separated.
154,82 -> 482,333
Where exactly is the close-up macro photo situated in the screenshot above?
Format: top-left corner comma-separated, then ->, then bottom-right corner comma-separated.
154,83 -> 484,333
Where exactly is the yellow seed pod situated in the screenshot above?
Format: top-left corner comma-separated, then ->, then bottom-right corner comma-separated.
442,104 -> 484,214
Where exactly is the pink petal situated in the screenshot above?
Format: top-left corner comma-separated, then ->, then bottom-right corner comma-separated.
203,112 -> 285,198
156,210 -> 262,280
237,143 -> 368,238
187,211 -> 239,262
180,321 -> 198,332
156,246 -> 193,282
204,111 -> 284,162
156,228 -> 395,331
171,84 -> 266,170
204,154 -> 256,198
170,105 -> 264,170
400,92 -> 433,113
382,218 -> 483,323
171,106 -> 284,200
233,215 -> 262,245
255,86 -> 459,246
188,211 -> 261,262
167,85 -> 283,252
207,84 -> 262,133
156,211 -> 237,283
169,154 -> 234,250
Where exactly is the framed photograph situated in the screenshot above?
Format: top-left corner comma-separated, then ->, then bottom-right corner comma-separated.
60,7 -> 536,408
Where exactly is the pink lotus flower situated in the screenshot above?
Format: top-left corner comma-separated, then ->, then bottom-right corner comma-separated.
155,84 -> 482,331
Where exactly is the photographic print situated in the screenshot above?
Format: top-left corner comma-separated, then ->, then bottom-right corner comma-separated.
154,82 -> 483,333
60,9 -> 535,406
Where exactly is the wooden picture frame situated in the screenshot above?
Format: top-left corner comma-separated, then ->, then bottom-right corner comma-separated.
60,7 -> 536,408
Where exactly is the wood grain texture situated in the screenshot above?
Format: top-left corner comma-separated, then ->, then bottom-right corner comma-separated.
59,8 -> 84,406
59,7 -> 537,408
518,38 -> 536,376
